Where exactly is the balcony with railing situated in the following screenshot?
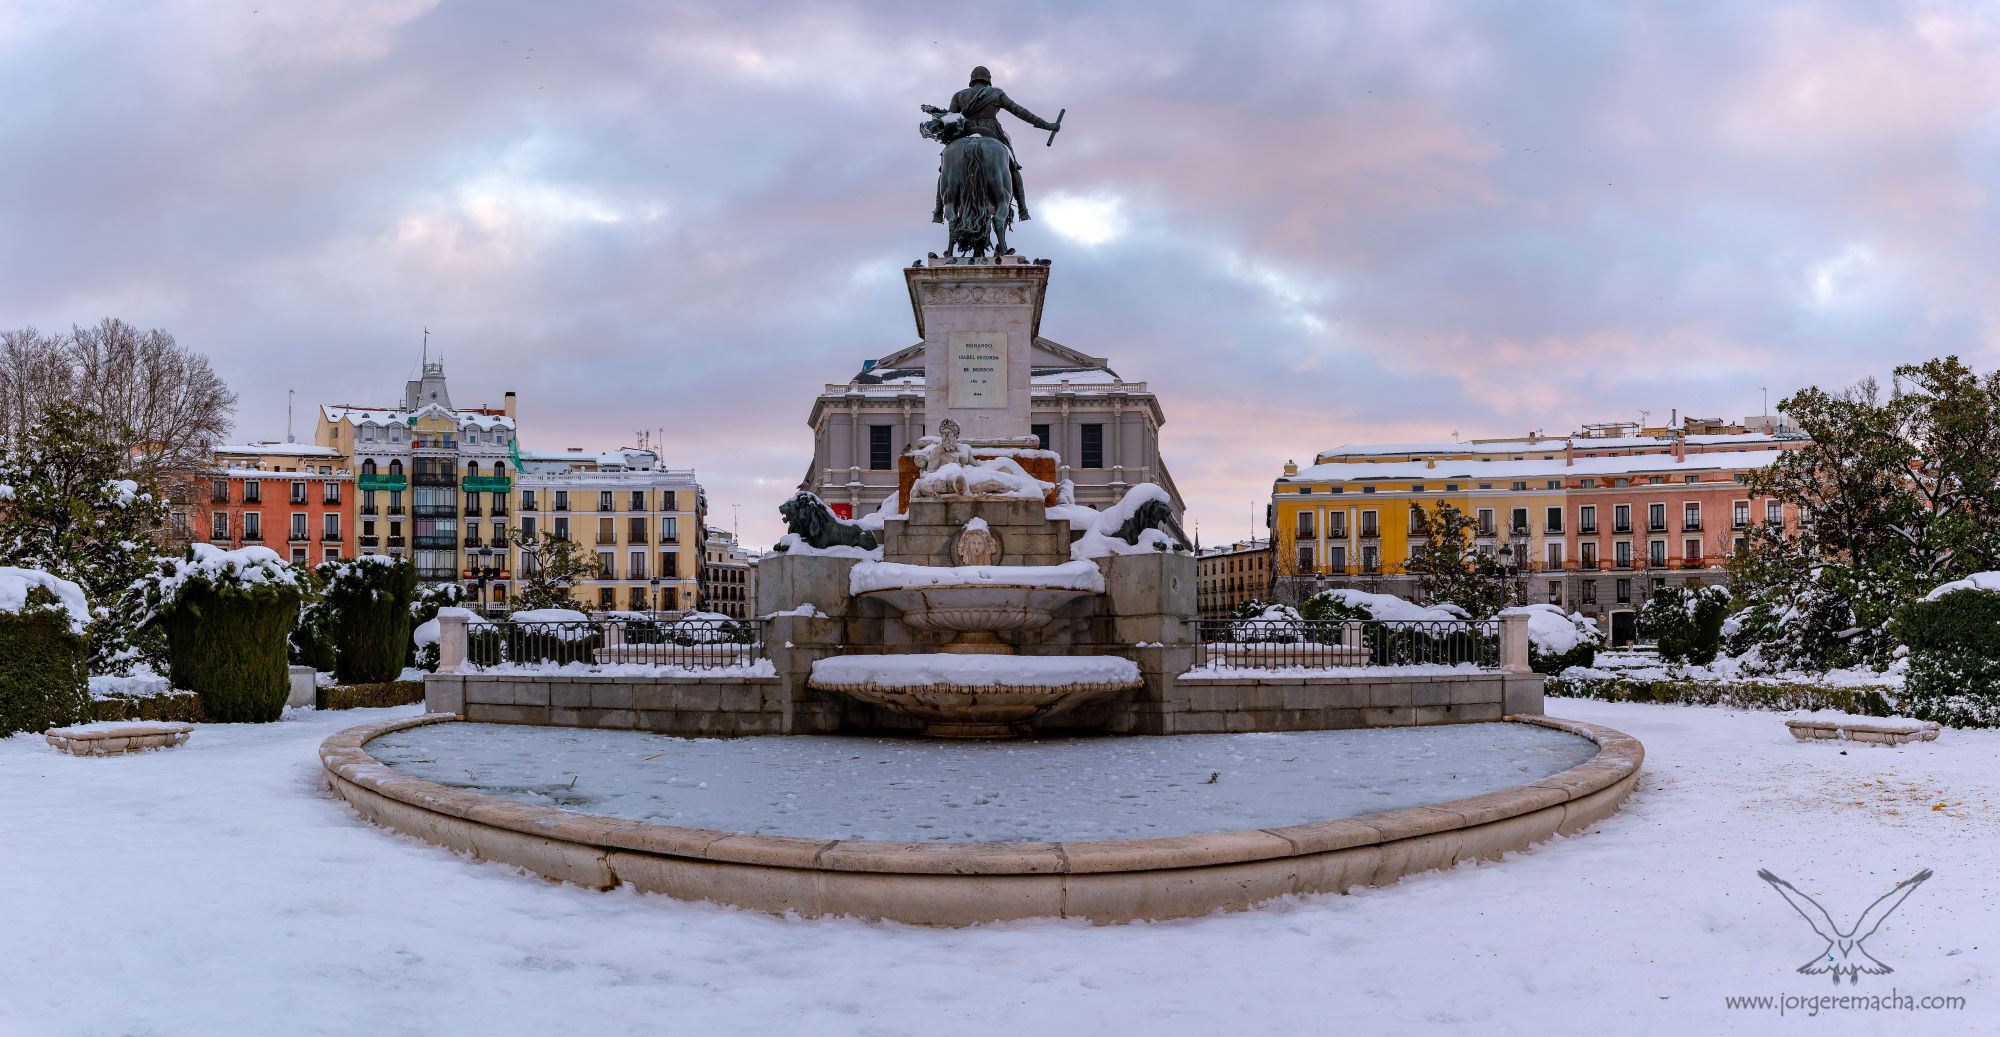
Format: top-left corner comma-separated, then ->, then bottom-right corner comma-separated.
321,532 -> 343,543
1612,522 -> 1632,534
243,531 -> 264,542
463,536 -> 483,548
461,474 -> 512,494
414,503 -> 457,518
1683,520 -> 1702,532
387,536 -> 406,548
414,535 -> 458,550
358,535 -> 380,548
464,503 -> 483,517
289,531 -> 310,542
359,505 -> 378,516
1579,522 -> 1597,535
356,472 -> 408,492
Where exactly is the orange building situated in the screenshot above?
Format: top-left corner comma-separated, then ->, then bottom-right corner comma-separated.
193,443 -> 354,565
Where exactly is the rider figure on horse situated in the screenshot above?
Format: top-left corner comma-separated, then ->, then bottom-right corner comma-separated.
926,66 -> 1059,225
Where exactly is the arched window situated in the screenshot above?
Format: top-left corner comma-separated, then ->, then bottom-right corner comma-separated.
389,459 -> 404,475
362,459 -> 377,475
467,461 -> 480,476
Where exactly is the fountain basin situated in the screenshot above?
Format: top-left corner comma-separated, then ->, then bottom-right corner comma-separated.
810,653 -> 1142,737
852,558 -> 1105,653
856,584 -> 1095,652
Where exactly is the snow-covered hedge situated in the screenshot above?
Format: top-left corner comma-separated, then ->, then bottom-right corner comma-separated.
1897,577 -> 2000,727
1547,672 -> 1894,716
1302,588 -> 1467,625
0,568 -> 91,735
131,545 -> 303,723
1499,603 -> 1603,674
315,556 -> 418,685
1640,585 -> 1731,664
1229,601 -> 1305,642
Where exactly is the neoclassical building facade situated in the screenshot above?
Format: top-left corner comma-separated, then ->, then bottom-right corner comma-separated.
804,337 -> 1183,520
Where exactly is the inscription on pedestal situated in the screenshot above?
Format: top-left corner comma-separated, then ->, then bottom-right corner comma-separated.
946,331 -> 1007,409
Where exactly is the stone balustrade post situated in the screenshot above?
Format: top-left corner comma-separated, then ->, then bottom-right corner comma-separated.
437,608 -> 470,674
1499,612 -> 1532,674
1340,620 -> 1363,649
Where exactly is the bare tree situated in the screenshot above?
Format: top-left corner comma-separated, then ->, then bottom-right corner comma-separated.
0,319 -> 236,484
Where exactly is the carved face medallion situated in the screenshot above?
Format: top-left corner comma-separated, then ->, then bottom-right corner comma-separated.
954,526 -> 1000,566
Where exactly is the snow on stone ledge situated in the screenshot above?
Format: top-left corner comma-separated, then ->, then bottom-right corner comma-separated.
1785,710 -> 1935,733
773,533 -> 882,560
850,559 -> 1105,594
1069,483 -> 1182,560
812,654 -> 1139,688
0,566 -> 91,634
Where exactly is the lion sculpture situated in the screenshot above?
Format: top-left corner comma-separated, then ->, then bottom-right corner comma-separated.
778,490 -> 878,551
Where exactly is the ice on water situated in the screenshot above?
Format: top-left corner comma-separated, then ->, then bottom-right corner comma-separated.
367,723 -> 1598,842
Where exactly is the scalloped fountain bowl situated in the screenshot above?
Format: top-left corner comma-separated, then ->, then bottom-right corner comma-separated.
857,584 -> 1093,652
808,653 -> 1142,738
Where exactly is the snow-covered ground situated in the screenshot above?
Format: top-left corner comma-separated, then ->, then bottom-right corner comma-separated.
2,700 -> 1995,1035
364,722 -> 1597,841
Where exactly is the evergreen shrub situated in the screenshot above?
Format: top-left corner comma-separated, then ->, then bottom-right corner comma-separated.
0,575 -> 91,736
1641,585 -> 1731,664
316,557 -> 417,684
1896,587 -> 2000,727
133,546 -> 302,723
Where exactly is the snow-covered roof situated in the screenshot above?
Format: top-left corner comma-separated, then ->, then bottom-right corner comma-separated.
1280,449 -> 1790,485
320,404 -> 513,430
215,442 -> 344,458
1314,431 -> 1793,464
1197,538 -> 1269,558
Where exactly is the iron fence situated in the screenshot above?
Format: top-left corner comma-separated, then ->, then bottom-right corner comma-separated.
1197,618 -> 1499,669
466,615 -> 765,669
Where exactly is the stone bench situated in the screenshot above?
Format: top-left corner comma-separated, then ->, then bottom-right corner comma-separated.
1785,715 -> 1941,746
45,722 -> 194,756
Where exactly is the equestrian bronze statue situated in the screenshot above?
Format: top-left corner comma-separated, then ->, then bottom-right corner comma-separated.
920,66 -> 1063,257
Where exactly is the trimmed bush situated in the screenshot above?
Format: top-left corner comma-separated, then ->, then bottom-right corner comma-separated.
132,546 -> 303,723
316,557 -> 418,684
1895,586 -> 2000,727
1641,585 -> 1731,664
1548,673 -> 1894,716
0,574 -> 91,736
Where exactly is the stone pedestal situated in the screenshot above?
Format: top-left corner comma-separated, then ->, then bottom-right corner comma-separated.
905,258 -> 1048,443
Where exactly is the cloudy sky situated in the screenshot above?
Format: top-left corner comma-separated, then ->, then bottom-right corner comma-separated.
5,1 -> 1998,548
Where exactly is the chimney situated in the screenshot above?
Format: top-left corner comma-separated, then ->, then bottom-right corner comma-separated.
1283,460 -> 1299,477
1564,442 -> 1574,467
1672,436 -> 1687,463
504,391 -> 516,419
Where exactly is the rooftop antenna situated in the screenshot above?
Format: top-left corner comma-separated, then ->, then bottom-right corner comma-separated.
422,325 -> 429,366
733,504 -> 741,541
1760,385 -> 1769,417
286,389 -> 295,443
1638,409 -> 1651,429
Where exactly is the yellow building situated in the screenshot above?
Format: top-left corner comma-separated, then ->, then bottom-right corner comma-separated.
313,359 -> 523,607
515,448 -> 704,613
1270,421 -> 1806,614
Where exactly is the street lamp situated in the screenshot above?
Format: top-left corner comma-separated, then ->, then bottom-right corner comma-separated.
1497,543 -> 1515,575
649,577 -> 661,622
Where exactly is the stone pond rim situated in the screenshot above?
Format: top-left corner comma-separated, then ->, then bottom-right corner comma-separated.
320,712 -> 1644,926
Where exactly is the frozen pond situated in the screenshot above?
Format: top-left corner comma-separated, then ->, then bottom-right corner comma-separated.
367,722 -> 1598,842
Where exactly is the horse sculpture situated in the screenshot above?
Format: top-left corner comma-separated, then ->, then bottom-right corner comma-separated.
922,112 -> 1014,258
778,490 -> 879,551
